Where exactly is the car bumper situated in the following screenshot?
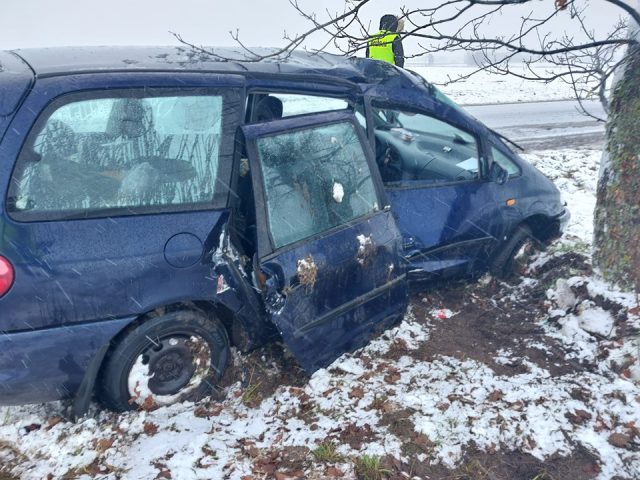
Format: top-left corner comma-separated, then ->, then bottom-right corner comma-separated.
0,317 -> 132,406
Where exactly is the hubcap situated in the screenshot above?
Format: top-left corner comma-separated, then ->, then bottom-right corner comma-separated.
128,334 -> 212,404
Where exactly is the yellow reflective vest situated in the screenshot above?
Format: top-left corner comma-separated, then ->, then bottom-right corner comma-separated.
367,29 -> 399,65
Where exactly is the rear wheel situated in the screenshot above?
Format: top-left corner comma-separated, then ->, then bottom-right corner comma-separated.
490,225 -> 533,279
97,310 -> 229,412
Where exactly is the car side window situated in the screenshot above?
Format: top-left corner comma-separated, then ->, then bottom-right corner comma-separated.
491,146 -> 521,176
255,121 -> 378,249
249,93 -> 349,122
9,93 -> 227,219
371,105 -> 481,185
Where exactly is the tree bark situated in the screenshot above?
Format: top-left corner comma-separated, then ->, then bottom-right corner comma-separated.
593,43 -> 640,293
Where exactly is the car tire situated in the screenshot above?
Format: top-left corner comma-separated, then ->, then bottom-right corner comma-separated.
490,225 -> 533,279
97,309 -> 229,412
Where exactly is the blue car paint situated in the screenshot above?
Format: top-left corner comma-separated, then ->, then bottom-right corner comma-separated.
387,181 -> 505,275
0,69 -> 273,406
0,47 -> 567,408
0,51 -> 33,142
0,317 -> 133,405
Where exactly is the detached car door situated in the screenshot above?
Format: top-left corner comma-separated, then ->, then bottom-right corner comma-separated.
242,111 -> 408,372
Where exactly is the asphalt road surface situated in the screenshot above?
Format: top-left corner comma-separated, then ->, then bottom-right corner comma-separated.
465,99 -> 606,150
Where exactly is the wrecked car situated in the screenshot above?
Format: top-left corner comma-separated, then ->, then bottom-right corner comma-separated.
0,47 -> 568,413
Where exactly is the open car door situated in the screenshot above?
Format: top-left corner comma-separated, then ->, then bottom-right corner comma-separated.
242,111 -> 408,373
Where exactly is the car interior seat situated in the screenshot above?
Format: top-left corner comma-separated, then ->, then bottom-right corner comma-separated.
253,95 -> 284,122
105,99 -> 156,165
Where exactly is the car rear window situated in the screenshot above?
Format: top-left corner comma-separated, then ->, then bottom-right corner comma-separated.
8,92 -> 230,220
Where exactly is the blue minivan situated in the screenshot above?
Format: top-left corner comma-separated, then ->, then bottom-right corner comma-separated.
0,47 -> 568,413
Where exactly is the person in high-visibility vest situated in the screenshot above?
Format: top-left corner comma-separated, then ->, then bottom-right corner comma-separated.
366,14 -> 405,67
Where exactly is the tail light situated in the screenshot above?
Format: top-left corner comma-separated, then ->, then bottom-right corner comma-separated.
0,256 -> 14,297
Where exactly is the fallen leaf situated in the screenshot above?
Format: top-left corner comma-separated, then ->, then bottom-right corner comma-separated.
143,422 -> 159,436
253,460 -> 278,474
384,372 -> 401,384
326,466 -> 344,477
194,403 -> 223,418
349,386 -> 364,400
246,446 -> 260,458
566,409 -> 592,425
608,433 -> 632,448
488,390 -> 504,402
139,395 -> 156,412
21,423 -> 41,434
358,371 -> 374,382
94,437 -> 115,453
594,415 -> 609,432
45,416 -> 63,431
323,387 -> 338,397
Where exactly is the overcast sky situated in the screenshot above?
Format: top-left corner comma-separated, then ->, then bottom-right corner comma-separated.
0,0 -> 628,54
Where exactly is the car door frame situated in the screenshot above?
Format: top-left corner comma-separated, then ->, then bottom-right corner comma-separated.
240,110 -> 408,372
244,110 -> 392,259
362,96 -> 509,276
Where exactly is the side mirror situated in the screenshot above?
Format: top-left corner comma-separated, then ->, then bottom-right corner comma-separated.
489,162 -> 509,185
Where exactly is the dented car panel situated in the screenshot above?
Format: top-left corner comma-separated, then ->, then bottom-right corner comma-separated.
242,111 -> 408,372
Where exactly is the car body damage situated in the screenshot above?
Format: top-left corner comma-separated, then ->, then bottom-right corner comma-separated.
0,46 -> 567,410
240,111 -> 408,372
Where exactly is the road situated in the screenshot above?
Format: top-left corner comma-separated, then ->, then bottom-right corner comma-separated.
465,99 -> 606,150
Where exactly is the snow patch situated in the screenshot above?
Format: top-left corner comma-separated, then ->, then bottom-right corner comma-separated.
332,181 -> 344,203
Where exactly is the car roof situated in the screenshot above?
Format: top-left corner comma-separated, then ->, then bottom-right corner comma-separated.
4,46 -> 494,146
10,46 -> 413,87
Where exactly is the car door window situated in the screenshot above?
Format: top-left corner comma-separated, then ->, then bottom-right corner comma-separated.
249,93 -> 349,124
491,145 -> 521,176
255,121 -> 379,249
371,105 -> 481,185
266,93 -> 349,118
9,92 -> 233,220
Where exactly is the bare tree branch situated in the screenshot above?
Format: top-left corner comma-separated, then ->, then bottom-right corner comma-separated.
174,0 -> 637,113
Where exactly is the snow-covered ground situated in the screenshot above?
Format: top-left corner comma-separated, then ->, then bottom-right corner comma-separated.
411,65 -> 579,105
3,144 -> 639,480
2,68 -> 638,480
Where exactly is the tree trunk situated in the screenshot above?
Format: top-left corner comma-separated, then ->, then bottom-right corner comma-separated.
593,44 -> 640,293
